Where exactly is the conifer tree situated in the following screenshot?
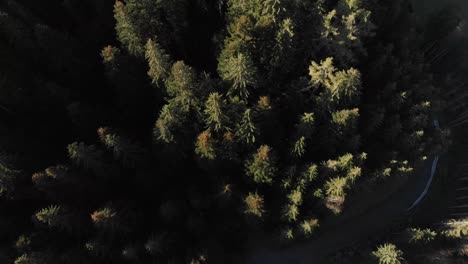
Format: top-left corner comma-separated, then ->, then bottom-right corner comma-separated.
114,1 -> 143,56
220,53 -> 257,100
408,228 -> 437,244
98,128 -> 145,168
204,92 -> 227,132
245,145 -> 277,184
67,142 -> 104,173
154,103 -> 186,143
244,192 -> 265,217
195,130 -> 217,160
35,205 -> 70,231
145,38 -> 171,85
372,243 -> 404,264
235,108 -> 257,144
91,207 -> 118,232
441,218 -> 468,238
101,45 -> 121,72
165,61 -> 201,112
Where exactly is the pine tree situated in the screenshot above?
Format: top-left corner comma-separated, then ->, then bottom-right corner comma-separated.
35,205 -> 70,231
154,102 -> 186,143
324,177 -> 348,198
195,130 -> 217,160
296,112 -> 315,138
91,207 -> 118,231
204,92 -> 227,132
98,128 -> 145,168
67,142 -> 104,173
441,218 -> 468,238
245,145 -> 277,184
235,108 -> 257,144
114,1 -> 143,56
101,45 -> 121,72
372,243 -> 404,264
292,136 -> 306,157
408,228 -> 436,244
329,68 -> 361,103
309,57 -> 336,88
300,218 -> 319,237
165,61 -> 201,112
244,192 -> 265,217
283,203 -> 299,222
220,53 -> 257,100
145,38 -> 171,85
332,108 -> 360,128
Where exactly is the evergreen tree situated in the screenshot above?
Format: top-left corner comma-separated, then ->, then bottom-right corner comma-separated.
67,142 -> 104,173
441,218 -> 468,238
220,53 -> 257,100
35,205 -> 71,231
145,38 -> 171,85
244,192 -> 265,217
204,92 -> 227,132
245,145 -> 277,184
114,1 -> 143,56
372,243 -> 404,264
408,228 -> 437,244
195,130 -> 217,160
235,108 -> 257,144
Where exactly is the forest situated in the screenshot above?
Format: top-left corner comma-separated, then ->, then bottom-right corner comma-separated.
0,0 -> 465,263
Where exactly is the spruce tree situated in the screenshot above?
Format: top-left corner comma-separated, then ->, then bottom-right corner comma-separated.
145,38 -> 171,85
372,243 -> 404,264
245,145 -> 277,184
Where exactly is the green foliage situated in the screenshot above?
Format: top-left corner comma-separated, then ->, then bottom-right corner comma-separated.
114,1 -> 143,56
235,108 -> 257,144
283,203 -> 299,222
325,177 -> 348,197
281,227 -> 294,241
244,192 -> 265,217
91,207 -> 117,230
408,228 -> 437,244
154,102 -> 186,143
220,53 -> 257,100
300,218 -> 320,236
14,254 -> 33,264
195,130 -> 217,160
303,164 -> 318,183
204,92 -> 227,132
324,153 -> 354,172
165,61 -> 200,112
372,243 -> 404,264
309,58 -> 362,104
441,218 -> 468,239
15,235 -> 32,253
145,38 -> 171,85
67,142 -> 103,172
292,136 -> 306,157
0,1 -> 448,262
35,205 -> 66,229
101,45 -> 121,70
245,145 -> 277,184
98,128 -> 144,167
296,112 -> 315,138
288,188 -> 303,205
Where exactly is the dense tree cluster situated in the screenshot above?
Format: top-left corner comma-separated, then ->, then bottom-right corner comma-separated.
0,0 -> 452,263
